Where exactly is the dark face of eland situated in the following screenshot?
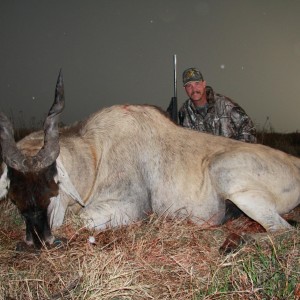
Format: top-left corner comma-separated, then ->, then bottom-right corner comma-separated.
7,163 -> 59,248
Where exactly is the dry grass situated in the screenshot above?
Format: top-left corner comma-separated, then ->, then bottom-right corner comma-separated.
0,198 -> 300,300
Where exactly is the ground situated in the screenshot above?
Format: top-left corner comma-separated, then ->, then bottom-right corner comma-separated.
0,199 -> 299,300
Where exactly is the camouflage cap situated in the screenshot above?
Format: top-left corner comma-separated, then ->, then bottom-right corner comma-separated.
182,68 -> 204,86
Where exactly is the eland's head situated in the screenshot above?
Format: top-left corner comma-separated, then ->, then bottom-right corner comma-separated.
0,71 -> 64,248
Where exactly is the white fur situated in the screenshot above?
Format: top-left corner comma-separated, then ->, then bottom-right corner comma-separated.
0,164 -> 8,200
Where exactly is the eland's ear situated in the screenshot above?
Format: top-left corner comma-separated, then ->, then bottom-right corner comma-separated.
55,158 -> 85,207
0,163 -> 9,200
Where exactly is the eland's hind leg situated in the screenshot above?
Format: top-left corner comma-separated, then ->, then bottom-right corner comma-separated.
229,190 -> 292,232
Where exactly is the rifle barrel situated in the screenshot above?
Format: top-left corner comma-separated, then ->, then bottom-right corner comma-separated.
173,54 -> 177,98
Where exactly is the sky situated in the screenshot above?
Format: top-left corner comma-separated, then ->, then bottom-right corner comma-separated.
1,0 -> 300,132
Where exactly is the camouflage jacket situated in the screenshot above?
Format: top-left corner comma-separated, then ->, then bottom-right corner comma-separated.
178,86 -> 257,143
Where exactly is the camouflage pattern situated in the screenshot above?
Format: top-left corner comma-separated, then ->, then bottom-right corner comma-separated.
183,68 -> 204,86
179,86 -> 257,143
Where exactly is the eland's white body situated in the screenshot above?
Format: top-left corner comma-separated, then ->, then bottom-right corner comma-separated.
2,104 -> 299,233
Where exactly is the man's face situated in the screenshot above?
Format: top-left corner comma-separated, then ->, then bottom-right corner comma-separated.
184,81 -> 206,102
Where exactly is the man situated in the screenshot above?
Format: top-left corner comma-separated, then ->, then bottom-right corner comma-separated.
178,68 -> 257,143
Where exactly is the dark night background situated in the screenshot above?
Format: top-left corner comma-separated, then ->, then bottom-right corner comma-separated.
1,0 -> 300,132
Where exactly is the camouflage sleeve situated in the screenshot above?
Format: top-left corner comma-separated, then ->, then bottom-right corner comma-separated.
231,107 -> 257,143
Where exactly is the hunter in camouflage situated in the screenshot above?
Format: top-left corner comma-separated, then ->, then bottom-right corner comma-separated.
179,68 -> 257,143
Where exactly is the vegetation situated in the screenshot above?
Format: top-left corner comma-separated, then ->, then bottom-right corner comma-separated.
0,122 -> 300,299
0,197 -> 299,300
257,131 -> 300,158
0,200 -> 299,299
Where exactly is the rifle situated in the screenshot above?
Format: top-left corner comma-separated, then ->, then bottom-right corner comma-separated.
166,54 -> 178,124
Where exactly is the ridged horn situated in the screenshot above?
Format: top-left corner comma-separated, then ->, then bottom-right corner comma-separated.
0,70 -> 65,172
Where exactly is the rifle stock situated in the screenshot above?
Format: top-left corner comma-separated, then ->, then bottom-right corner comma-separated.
167,96 -> 178,124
